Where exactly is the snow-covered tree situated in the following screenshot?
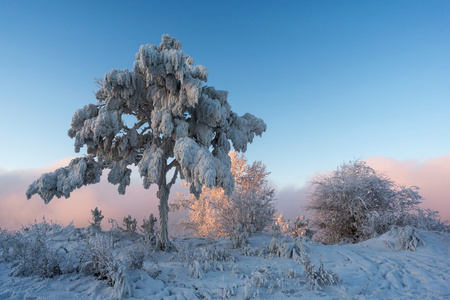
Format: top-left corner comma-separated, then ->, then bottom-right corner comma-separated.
171,151 -> 275,238
26,34 -> 266,250
308,160 -> 447,244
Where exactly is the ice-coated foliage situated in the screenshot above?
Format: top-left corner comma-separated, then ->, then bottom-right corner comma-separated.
26,34 -> 266,250
308,160 -> 448,244
171,152 -> 275,239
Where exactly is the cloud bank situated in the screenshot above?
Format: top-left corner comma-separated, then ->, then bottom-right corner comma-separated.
1,154 -> 448,231
0,160 -> 188,231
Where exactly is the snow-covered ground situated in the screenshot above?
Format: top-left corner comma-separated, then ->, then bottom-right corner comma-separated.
0,223 -> 448,299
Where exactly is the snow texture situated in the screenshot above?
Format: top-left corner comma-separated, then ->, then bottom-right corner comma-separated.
1,221 -> 448,299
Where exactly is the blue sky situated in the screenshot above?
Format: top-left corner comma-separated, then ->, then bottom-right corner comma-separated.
1,0 -> 449,191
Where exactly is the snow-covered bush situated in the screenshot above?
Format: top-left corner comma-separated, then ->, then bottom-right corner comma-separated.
82,234 -> 134,297
1,218 -> 70,278
177,243 -> 234,278
397,226 -> 425,251
308,160 -> 447,244
106,218 -> 123,240
231,225 -> 250,249
272,215 -> 314,239
292,216 -> 314,239
122,215 -> 137,233
403,208 -> 449,232
303,261 -> 340,291
290,243 -> 339,291
171,151 -> 275,239
0,228 -> 22,262
12,234 -> 62,278
249,237 -> 338,291
127,246 -> 146,270
89,207 -> 104,230
271,214 -> 291,237
26,34 -> 266,251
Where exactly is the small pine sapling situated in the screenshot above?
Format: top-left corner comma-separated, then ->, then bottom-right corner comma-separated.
122,215 -> 137,233
141,214 -> 158,238
89,207 -> 105,230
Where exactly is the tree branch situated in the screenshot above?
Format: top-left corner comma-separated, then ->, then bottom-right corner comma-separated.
168,159 -> 179,171
167,167 -> 179,189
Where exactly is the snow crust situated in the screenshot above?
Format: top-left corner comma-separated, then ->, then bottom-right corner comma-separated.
1,224 -> 448,299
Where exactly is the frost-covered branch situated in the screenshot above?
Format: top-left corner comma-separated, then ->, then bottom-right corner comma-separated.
26,157 -> 103,203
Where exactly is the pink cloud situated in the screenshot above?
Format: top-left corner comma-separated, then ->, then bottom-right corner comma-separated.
366,154 -> 450,221
0,161 -> 188,231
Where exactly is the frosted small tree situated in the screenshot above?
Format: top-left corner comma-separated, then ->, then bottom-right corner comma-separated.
292,216 -> 314,239
89,207 -> 104,229
122,215 -> 137,233
26,34 -> 266,250
171,151 -> 275,238
141,213 -> 157,238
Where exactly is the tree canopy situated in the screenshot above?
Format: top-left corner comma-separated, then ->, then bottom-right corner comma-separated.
26,34 -> 266,249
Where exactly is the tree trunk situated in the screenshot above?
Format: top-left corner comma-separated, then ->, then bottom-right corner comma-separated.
156,157 -> 173,251
157,182 -> 170,250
